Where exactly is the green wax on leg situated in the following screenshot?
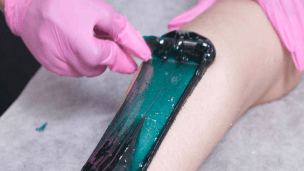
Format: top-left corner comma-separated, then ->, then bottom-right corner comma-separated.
130,60 -> 197,170
82,31 -> 216,171
82,58 -> 197,171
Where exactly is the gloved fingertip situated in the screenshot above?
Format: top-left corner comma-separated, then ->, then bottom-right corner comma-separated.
168,13 -> 194,31
115,22 -> 151,62
168,0 -> 218,31
129,41 -> 151,62
168,23 -> 182,31
111,61 -> 138,74
135,31 -> 152,61
124,63 -> 138,74
84,66 -> 108,77
106,46 -> 139,74
168,16 -> 182,25
138,46 -> 151,62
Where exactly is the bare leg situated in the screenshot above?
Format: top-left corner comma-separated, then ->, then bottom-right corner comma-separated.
138,0 -> 302,170
106,0 -> 302,170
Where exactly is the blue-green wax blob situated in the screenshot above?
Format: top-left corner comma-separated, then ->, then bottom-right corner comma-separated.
36,122 -> 48,132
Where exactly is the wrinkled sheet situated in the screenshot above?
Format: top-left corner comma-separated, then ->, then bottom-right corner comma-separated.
1,0 -> 304,170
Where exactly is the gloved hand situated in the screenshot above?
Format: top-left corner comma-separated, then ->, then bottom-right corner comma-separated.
168,0 -> 217,31
168,0 -> 304,72
255,0 -> 304,71
5,0 -> 151,77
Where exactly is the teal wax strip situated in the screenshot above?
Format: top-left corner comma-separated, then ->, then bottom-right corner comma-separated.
82,59 -> 197,171
36,122 -> 48,132
82,30 -> 216,171
130,61 -> 197,170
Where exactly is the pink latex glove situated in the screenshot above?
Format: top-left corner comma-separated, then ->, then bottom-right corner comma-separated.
168,0 -> 217,31
5,0 -> 151,77
169,0 -> 304,72
255,0 -> 304,72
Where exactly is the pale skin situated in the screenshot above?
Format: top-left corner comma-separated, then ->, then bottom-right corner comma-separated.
1,0 -> 303,170
126,0 -> 302,171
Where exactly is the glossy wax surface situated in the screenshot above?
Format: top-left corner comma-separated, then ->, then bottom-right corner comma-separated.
82,57 -> 198,171
82,31 -> 215,171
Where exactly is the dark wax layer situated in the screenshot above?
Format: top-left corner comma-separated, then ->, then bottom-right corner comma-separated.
82,31 -> 215,171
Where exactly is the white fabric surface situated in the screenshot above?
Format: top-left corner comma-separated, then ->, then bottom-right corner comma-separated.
1,0 -> 304,170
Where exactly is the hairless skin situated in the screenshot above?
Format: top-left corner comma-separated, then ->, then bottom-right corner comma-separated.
122,0 -> 302,170
1,0 -> 302,170
82,31 -> 216,171
90,1 -> 302,170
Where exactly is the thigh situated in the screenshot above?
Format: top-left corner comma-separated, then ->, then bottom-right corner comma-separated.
147,0 -> 302,170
